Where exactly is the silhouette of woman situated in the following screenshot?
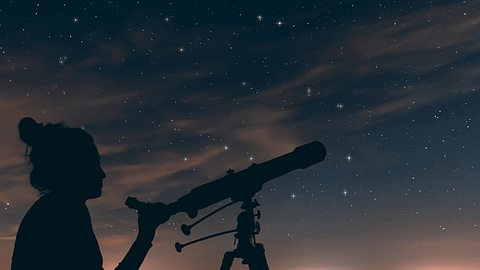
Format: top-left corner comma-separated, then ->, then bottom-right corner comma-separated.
12,117 -> 166,270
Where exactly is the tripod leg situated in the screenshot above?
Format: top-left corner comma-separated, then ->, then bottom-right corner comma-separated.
246,244 -> 269,270
220,251 -> 235,270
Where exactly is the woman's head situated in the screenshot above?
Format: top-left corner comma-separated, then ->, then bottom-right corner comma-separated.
18,117 -> 105,200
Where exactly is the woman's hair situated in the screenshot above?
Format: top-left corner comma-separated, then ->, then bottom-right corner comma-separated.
18,117 -> 94,193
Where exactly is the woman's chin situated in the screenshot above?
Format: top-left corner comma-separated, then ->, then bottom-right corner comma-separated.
86,189 -> 102,199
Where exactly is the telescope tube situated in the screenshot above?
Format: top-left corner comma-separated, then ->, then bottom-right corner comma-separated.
126,141 -> 326,219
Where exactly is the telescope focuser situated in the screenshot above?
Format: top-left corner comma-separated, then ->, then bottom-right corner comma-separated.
181,224 -> 192,236
180,201 -> 237,236
175,228 -> 238,253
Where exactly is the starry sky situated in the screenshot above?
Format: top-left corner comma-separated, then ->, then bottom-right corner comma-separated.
1,1 -> 480,270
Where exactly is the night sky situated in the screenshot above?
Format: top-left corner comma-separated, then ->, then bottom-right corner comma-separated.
1,1 -> 480,269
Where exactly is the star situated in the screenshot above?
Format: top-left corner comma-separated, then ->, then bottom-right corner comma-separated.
58,56 -> 67,65
290,193 -> 296,199
276,20 -> 284,26
346,154 -> 352,162
306,87 -> 312,97
178,47 -> 185,53
73,17 -> 79,23
343,189 -> 348,196
256,15 -> 263,21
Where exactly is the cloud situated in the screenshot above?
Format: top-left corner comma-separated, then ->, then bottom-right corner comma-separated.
347,2 -> 480,59
0,224 -> 19,241
2,2 -> 480,270
287,1 -> 480,131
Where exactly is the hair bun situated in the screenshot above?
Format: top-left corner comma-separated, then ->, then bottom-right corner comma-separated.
18,117 -> 43,146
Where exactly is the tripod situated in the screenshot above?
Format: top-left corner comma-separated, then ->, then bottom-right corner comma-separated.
174,197 -> 270,270
219,199 -> 269,270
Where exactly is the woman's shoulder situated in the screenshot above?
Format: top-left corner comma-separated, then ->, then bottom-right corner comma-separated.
20,193 -> 86,230
18,196 -> 52,232
25,193 -> 63,216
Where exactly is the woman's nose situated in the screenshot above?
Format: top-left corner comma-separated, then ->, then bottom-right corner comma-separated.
98,166 -> 106,179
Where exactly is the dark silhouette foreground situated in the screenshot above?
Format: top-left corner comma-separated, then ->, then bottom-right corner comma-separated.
12,117 -> 167,270
126,141 -> 326,270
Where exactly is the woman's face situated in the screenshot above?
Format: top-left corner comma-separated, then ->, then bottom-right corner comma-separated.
71,140 -> 106,200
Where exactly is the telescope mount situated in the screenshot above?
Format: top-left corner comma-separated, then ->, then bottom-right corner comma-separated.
175,196 -> 270,270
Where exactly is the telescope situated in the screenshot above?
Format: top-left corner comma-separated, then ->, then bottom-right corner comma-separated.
126,141 -> 326,270
126,141 -> 326,217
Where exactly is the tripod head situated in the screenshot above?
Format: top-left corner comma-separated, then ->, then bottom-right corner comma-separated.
174,196 -> 262,253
